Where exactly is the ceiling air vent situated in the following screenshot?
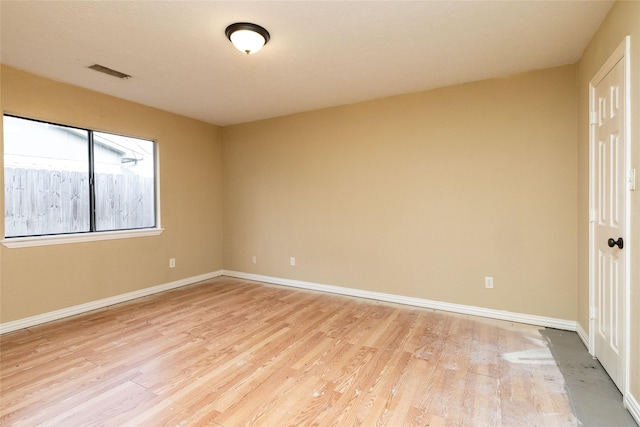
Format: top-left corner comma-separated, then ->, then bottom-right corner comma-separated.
88,64 -> 131,79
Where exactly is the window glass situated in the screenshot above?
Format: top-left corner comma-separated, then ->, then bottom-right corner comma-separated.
4,116 -> 90,237
93,132 -> 155,231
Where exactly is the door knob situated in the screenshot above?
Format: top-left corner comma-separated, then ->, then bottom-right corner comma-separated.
608,237 -> 624,249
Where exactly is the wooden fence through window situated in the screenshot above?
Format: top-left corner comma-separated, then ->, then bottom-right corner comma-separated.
4,167 -> 155,237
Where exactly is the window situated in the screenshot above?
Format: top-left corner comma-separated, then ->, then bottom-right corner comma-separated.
4,115 -> 157,240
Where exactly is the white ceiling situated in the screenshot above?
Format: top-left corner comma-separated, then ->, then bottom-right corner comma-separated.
1,1 -> 613,126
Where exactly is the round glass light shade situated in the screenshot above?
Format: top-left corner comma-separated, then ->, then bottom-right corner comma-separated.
226,23 -> 270,55
230,30 -> 266,54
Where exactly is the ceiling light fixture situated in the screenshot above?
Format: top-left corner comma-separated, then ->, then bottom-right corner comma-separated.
225,22 -> 270,55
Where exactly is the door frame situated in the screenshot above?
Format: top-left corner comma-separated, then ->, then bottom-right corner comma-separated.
588,36 -> 631,398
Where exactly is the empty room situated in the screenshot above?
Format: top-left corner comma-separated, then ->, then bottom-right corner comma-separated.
0,1 -> 639,426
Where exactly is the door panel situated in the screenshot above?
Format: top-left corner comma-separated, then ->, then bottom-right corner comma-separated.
593,56 -> 625,391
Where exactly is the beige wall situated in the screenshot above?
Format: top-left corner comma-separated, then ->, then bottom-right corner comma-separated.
577,0 -> 640,402
0,65 -> 224,322
223,65 -> 578,321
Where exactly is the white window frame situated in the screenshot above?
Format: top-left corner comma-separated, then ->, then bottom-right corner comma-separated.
2,115 -> 163,248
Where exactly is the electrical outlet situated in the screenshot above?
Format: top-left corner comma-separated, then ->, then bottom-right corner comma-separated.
290,257 -> 296,266
252,255 -> 257,264
169,258 -> 176,268
485,276 -> 493,289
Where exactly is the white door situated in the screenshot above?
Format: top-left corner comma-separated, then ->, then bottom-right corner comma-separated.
591,53 -> 626,391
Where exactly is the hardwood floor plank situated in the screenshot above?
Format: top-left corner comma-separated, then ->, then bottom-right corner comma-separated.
2,364 -> 143,426
426,316 -> 474,425
468,320 -> 501,379
385,358 -> 438,426
270,375 -> 337,427
461,371 -> 501,426
0,277 -> 578,426
44,380 -> 157,426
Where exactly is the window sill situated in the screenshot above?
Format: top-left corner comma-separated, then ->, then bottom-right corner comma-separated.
2,228 -> 164,248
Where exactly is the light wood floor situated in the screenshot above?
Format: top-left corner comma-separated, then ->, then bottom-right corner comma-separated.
1,277 -> 577,426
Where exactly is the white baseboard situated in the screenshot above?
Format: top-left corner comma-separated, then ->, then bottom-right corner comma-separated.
1,269 -> 578,335
625,392 -> 640,425
223,270 -> 577,331
576,322 -> 589,350
0,270 -> 224,335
